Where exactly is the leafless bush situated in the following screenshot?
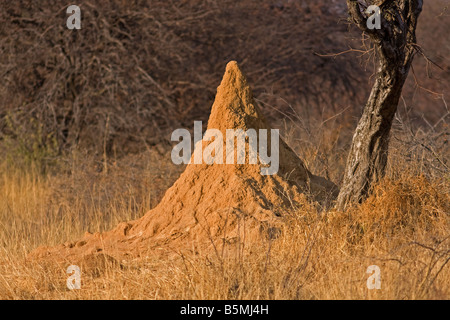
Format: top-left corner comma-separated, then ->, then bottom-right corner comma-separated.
0,0 -> 365,154
0,0 -> 447,160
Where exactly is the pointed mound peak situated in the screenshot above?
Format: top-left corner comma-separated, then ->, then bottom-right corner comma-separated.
207,61 -> 268,132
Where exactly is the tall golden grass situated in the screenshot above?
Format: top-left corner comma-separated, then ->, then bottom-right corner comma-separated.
0,138 -> 448,300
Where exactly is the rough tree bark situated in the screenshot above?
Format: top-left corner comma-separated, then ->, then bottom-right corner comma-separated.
336,0 -> 423,210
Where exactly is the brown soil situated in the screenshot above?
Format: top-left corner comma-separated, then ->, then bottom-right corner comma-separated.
29,61 -> 337,267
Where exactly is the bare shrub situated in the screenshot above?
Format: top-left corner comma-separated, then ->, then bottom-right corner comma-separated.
0,0 -> 370,156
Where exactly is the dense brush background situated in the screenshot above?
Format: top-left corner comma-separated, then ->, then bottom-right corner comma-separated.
0,0 -> 448,299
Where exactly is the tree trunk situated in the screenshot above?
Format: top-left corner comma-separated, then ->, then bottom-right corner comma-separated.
336,0 -> 423,210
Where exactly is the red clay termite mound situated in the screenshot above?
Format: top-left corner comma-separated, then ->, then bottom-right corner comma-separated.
30,61 -> 337,264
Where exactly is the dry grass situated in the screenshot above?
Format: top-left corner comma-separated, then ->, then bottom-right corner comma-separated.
0,138 -> 448,300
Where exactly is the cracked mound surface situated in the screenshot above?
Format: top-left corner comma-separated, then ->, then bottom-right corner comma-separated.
30,61 -> 337,265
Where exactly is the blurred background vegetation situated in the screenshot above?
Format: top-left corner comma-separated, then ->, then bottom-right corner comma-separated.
0,0 -> 448,177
